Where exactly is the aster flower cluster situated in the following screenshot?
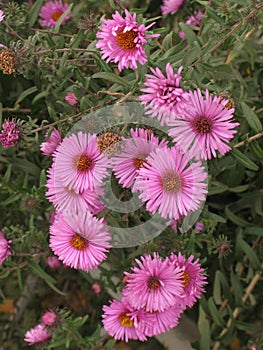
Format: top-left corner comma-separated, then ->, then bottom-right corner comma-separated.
102,252 -> 207,342
0,119 -> 20,148
0,231 -> 12,265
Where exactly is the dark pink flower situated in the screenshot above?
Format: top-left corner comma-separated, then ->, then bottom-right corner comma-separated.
0,231 -> 12,265
39,0 -> 71,28
65,92 -> 78,106
46,256 -> 61,269
42,310 -> 57,326
195,221 -> 204,233
92,283 -> 101,294
96,10 -> 159,71
140,64 -> 189,125
40,128 -> 61,156
24,324 -> 52,345
0,120 -> 20,148
161,0 -> 184,15
168,89 -> 239,160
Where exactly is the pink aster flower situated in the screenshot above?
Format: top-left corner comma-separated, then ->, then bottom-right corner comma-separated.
140,64 -> 189,125
40,128 -> 61,156
42,310 -> 57,326
123,253 -> 184,312
169,253 -> 207,308
96,9 -> 159,71
112,128 -> 167,188
39,0 -> 71,28
0,120 -> 20,148
0,10 -> 4,22
168,89 -> 239,160
195,221 -> 204,233
46,255 -> 61,269
161,0 -> 184,15
65,92 -> 78,106
136,145 -> 207,220
24,324 -> 52,346
49,211 -> 111,272
53,131 -> 110,192
102,298 -> 149,342
0,231 -> 12,265
179,11 -> 203,40
46,164 -> 105,215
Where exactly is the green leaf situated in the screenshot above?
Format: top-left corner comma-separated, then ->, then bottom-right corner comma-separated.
236,235 -> 261,269
27,0 -> 44,28
198,305 -> 211,350
213,271 -> 223,305
39,169 -> 47,188
2,194 -> 22,206
208,297 -> 225,327
244,226 -> 263,236
241,102 -> 262,133
54,4 -> 73,33
250,140 -> 263,159
231,148 -> 259,171
15,87 -> 38,104
3,164 -> 12,183
230,270 -> 243,306
179,23 -> 199,44
206,6 -> 225,24
225,205 -> 250,227
92,72 -> 131,88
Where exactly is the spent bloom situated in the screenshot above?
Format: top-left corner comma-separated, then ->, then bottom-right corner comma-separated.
65,92 -> 78,106
39,0 -> 71,28
0,231 -> 12,265
0,120 -> 20,148
161,0 -> 184,15
140,64 -> 189,125
40,128 -> 61,156
24,324 -> 52,346
195,221 -> 204,233
96,9 -> 159,71
123,253 -> 184,312
136,145 -> 207,220
179,11 -> 203,40
0,10 -> 4,22
92,283 -> 101,294
42,310 -> 57,326
46,256 -> 61,269
49,211 -> 111,272
168,89 -> 239,160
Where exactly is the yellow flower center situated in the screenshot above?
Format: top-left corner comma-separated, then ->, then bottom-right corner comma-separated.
51,11 -> 63,22
70,234 -> 88,250
182,271 -> 190,288
133,157 -> 146,170
76,154 -> 94,172
162,172 -> 182,193
116,29 -> 137,50
119,312 -> 134,327
147,276 -> 161,290
193,116 -> 212,134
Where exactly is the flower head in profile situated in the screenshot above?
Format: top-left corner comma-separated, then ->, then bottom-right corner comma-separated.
168,89 -> 239,160
169,253 -> 207,308
136,145 -> 207,220
24,324 -> 52,346
53,131 -> 110,192
102,298 -> 148,342
0,120 -> 20,148
161,0 -> 184,15
140,64 -> 189,125
179,11 -> 203,40
42,310 -> 57,326
112,128 -> 167,188
123,253 -> 184,312
96,9 -> 159,71
40,128 -> 61,156
49,211 -> 111,272
0,231 -> 12,265
0,10 -> 4,22
65,92 -> 78,106
39,0 -> 71,28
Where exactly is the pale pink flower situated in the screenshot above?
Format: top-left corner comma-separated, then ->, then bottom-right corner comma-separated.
195,221 -> 204,233
39,0 -> 71,28
46,256 -> 61,269
136,145 -> 207,220
96,9 -> 159,71
179,11 -> 203,40
42,310 -> 57,326
0,231 -> 12,265
40,128 -> 61,156
24,324 -> 52,346
65,92 -> 78,106
0,120 -> 20,148
161,0 -> 184,15
49,211 -> 111,272
0,10 -> 4,22
140,64 -> 189,125
92,283 -> 101,294
123,253 -> 184,312
168,89 -> 239,160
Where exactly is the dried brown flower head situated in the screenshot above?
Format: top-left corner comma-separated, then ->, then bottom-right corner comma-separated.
0,49 -> 16,74
97,132 -> 121,154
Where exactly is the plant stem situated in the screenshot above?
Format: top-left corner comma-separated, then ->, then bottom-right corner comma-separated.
234,132 -> 263,148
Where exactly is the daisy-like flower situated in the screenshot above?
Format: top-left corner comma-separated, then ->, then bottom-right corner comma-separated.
65,92 -> 78,106
96,9 -> 159,71
0,231 -> 12,265
49,211 -> 111,272
40,128 -> 61,156
46,164 -> 105,215
102,298 -> 148,342
112,128 -> 167,188
123,253 -> 184,312
0,10 -> 4,22
42,310 -> 57,326
169,252 -> 207,308
161,0 -> 184,15
53,131 -> 109,192
168,89 -> 239,160
39,0 -> 71,28
140,64 -> 189,125
136,145 -> 207,220
179,11 -> 203,40
0,120 -> 20,148
24,324 -> 52,346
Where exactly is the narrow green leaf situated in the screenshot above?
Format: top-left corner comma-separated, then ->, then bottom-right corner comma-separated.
244,226 -> 263,236
3,164 -> 12,183
241,102 -> 262,133
198,305 -> 211,350
230,270 -> 243,306
225,205 -> 250,227
206,6 -> 225,24
213,271 -> 222,305
208,297 -> 225,327
54,4 -> 73,33
250,141 -> 263,159
92,72 -> 131,88
39,169 -> 47,188
15,87 -> 38,104
2,194 -> 22,206
179,23 -> 199,44
231,148 -> 259,171
27,0 -> 44,28
236,236 -> 260,268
